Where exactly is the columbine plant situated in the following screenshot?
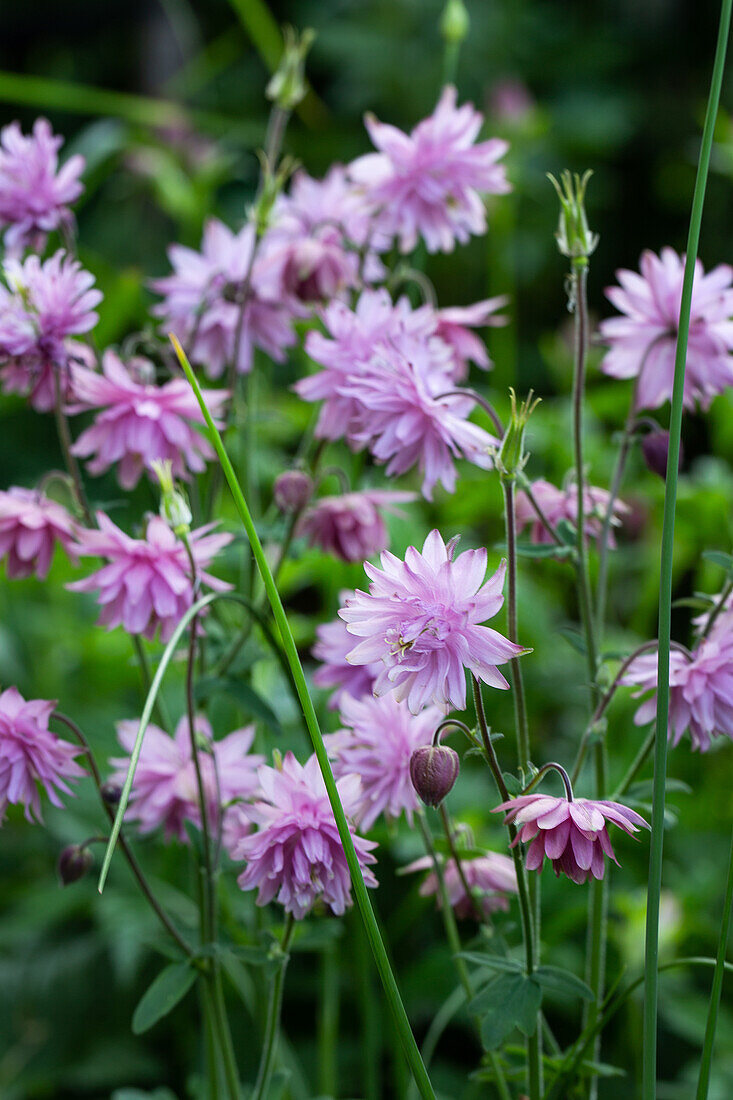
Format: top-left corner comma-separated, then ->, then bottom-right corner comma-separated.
2,8 -> 733,1099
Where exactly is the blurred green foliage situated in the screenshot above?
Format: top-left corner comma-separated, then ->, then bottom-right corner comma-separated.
2,1 -> 733,1098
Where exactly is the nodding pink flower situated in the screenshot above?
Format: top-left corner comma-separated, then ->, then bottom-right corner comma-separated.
325,694 -> 442,829
0,487 -> 79,579
230,752 -> 377,919
109,715 -> 263,842
404,851 -> 518,919
0,687 -> 84,822
151,218 -> 295,379
66,350 -> 229,489
622,635 -> 733,752
0,119 -> 84,253
312,610 -> 381,710
68,513 -> 232,642
340,529 -> 527,713
435,296 -> 509,381
297,489 -> 415,563
599,248 -> 733,411
349,85 -> 510,253
515,478 -> 629,547
494,794 -> 648,884
0,251 -> 102,412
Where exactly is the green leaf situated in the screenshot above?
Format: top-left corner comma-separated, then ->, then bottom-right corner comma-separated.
514,541 -> 574,559
475,973 -> 542,1049
672,596 -> 714,611
132,962 -> 197,1035
218,948 -> 256,1013
702,550 -> 733,573
194,675 -> 282,733
459,952 -> 523,974
535,965 -> 595,1001
558,626 -> 587,655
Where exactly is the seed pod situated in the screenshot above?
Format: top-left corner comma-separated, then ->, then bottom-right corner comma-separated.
57,844 -> 94,886
409,744 -> 460,808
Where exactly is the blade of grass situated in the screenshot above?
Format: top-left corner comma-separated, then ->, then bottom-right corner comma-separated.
171,333 -> 436,1100
643,3 -> 732,1097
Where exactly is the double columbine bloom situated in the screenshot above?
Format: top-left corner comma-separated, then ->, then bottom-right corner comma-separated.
340,529 -> 527,712
405,852 -> 518,920
515,477 -> 629,547
0,487 -> 79,579
296,489 -> 415,563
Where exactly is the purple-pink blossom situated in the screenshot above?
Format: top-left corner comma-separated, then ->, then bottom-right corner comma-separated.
67,350 -> 228,489
325,694 -> 441,829
622,635 -> 733,751
404,851 -> 517,919
312,609 -> 381,711
495,794 -> 648,884
0,687 -> 84,822
515,478 -> 629,547
151,218 -> 295,379
349,85 -> 510,253
69,513 -> 232,642
0,487 -> 79,579
0,251 -> 101,412
599,248 -> 733,411
340,529 -> 527,712
230,752 -> 377,919
0,118 -> 84,253
297,489 -> 414,563
434,296 -> 509,381
110,714 -> 263,842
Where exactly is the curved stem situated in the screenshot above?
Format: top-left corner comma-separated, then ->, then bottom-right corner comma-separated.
516,476 -> 563,546
701,577 -> 733,639
696,828 -> 733,1099
173,336 -> 436,1100
502,479 -> 530,770
438,804 -> 483,923
52,367 -> 93,526
643,7 -> 732,1096
438,388 -> 504,437
252,914 -> 295,1100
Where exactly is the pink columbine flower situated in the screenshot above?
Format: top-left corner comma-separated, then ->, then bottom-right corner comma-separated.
312,609 -> 382,710
0,687 -> 84,822
0,487 -> 79,579
0,119 -> 84,253
495,794 -> 648,884
349,85 -> 510,253
297,489 -> 415,563
515,478 -> 629,547
325,694 -> 442,830
434,296 -> 509,381
0,251 -> 102,412
151,218 -> 295,379
67,350 -> 229,489
340,529 -> 527,713
109,714 -> 263,842
68,513 -> 232,642
598,248 -> 733,411
622,635 -> 733,752
404,851 -> 517,919
230,752 -> 377,919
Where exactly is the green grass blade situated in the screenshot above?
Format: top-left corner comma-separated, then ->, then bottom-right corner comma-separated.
171,333 -> 436,1100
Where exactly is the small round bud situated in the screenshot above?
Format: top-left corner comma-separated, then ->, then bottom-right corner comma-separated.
409,744 -> 460,808
58,844 -> 94,886
101,781 -> 122,806
273,470 -> 313,514
440,0 -> 469,44
641,429 -> 683,481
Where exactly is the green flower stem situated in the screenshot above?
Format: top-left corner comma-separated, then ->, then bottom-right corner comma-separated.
501,479 -> 530,770
354,914 -> 381,1100
611,726 -> 656,801
643,5 -> 732,1096
252,914 -> 296,1100
52,367 -> 93,527
595,407 -> 634,638
172,334 -> 436,1100
696,828 -> 733,1099
318,940 -> 340,1098
131,634 -> 171,731
471,674 -> 540,1100
438,804 -> 483,924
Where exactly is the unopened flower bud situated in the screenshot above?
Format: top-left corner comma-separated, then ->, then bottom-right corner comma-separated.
548,170 -> 598,263
440,0 -> 469,44
151,459 -> 192,535
642,428 -> 682,480
497,388 -> 540,481
58,844 -> 94,886
266,26 -> 315,111
101,781 -> 122,806
410,744 -> 460,808
274,470 -> 313,514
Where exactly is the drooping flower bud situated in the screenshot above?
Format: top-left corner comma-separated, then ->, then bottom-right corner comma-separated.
151,458 -> 192,536
547,170 -> 598,263
409,743 -> 460,808
273,469 -> 313,514
641,428 -> 682,480
101,781 -> 122,806
58,844 -> 94,886
266,26 -> 315,111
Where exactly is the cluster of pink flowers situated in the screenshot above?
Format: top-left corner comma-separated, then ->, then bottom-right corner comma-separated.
0,487 -> 79,579
599,248 -> 733,411
69,514 -> 232,641
67,350 -> 229,489
340,529 -> 526,712
515,478 -> 629,547
110,714 -> 262,842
